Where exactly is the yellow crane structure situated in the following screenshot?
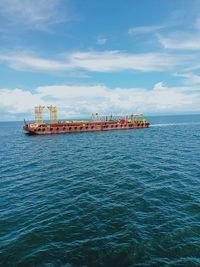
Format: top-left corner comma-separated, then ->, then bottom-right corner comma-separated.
47,105 -> 58,124
35,106 -> 45,124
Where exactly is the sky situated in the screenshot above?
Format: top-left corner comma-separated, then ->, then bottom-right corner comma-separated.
1,0 -> 200,120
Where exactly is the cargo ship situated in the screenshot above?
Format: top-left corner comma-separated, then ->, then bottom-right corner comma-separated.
23,106 -> 150,135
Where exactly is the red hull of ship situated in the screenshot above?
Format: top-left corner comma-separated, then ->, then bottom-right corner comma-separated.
23,121 -> 150,135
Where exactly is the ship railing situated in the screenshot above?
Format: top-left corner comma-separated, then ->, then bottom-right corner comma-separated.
91,113 -> 144,122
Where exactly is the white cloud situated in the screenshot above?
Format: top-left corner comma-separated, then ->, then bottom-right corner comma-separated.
0,53 -> 68,72
0,50 -> 191,73
157,33 -> 200,50
128,25 -> 164,35
0,88 -> 45,113
97,37 -> 107,45
0,0 -> 67,30
69,51 -> 180,72
174,73 -> 200,84
1,83 -> 200,120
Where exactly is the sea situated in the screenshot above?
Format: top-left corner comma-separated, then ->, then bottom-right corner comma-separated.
1,114 -> 200,267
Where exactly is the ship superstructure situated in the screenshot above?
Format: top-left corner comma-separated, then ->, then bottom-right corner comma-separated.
23,106 -> 150,135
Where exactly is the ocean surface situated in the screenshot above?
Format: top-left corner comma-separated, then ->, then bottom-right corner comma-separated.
1,114 -> 200,267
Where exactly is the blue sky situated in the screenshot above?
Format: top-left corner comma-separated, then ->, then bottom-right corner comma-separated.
1,0 -> 200,120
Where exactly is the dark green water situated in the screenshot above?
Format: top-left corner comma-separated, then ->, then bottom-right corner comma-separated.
1,115 -> 200,267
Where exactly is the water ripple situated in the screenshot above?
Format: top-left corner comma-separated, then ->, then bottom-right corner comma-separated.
1,116 -> 200,266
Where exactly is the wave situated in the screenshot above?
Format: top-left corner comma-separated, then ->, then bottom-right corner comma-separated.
151,122 -> 200,127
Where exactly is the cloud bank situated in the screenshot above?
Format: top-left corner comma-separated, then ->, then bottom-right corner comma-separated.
1,83 -> 200,120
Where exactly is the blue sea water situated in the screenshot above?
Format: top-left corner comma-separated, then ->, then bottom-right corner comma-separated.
1,115 -> 200,267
